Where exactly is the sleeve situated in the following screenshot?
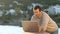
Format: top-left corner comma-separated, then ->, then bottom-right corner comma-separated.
31,15 -> 43,32
46,14 -> 58,32
42,12 -> 49,31
31,15 -> 36,21
49,15 -> 58,30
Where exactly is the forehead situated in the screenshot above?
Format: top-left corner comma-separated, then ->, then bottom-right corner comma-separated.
33,8 -> 41,12
35,9 -> 40,10
34,8 -> 40,11
34,9 -> 40,12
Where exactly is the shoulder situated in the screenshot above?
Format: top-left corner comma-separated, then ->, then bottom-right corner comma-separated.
31,15 -> 36,19
31,15 -> 37,21
42,11 -> 49,17
42,11 -> 50,20
42,11 -> 48,15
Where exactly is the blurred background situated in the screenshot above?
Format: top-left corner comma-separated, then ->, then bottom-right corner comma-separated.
0,0 -> 60,28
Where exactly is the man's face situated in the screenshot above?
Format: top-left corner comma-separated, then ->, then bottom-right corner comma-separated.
34,9 -> 41,17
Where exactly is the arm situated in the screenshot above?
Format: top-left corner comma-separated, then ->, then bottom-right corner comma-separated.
31,15 -> 42,32
31,15 -> 36,21
48,15 -> 58,32
41,12 -> 49,32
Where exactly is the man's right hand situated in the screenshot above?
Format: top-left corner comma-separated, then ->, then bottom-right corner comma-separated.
39,26 -> 42,32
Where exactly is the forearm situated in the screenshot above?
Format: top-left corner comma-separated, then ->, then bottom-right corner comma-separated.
41,20 -> 48,32
42,25 -> 47,31
39,25 -> 47,32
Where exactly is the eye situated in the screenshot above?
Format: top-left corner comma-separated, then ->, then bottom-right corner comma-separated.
35,11 -> 38,13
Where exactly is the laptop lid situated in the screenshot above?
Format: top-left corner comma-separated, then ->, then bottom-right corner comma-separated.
21,21 -> 39,32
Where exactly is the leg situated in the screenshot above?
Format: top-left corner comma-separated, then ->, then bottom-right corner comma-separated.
51,29 -> 58,34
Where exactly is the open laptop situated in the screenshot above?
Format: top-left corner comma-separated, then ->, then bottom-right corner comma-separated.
21,21 -> 39,32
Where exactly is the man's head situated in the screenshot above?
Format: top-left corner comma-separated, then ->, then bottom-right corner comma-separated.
33,6 -> 42,17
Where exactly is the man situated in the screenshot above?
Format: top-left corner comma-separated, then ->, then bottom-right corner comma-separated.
31,6 -> 58,34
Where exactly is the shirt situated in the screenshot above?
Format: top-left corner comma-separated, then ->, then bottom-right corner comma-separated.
31,11 -> 58,32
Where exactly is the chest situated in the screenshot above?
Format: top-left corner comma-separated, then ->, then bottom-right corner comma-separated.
35,17 -> 43,24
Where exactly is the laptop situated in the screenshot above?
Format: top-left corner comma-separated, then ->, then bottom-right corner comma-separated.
21,21 -> 39,32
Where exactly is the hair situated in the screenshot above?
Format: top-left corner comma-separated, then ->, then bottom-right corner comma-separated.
33,6 -> 42,11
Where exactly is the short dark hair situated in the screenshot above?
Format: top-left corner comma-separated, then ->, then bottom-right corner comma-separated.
34,6 -> 42,11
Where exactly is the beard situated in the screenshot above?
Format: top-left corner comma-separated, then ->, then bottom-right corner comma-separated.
36,13 -> 42,19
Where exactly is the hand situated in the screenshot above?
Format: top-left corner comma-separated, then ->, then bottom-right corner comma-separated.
42,26 -> 47,32
39,26 -> 42,32
39,26 -> 46,32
